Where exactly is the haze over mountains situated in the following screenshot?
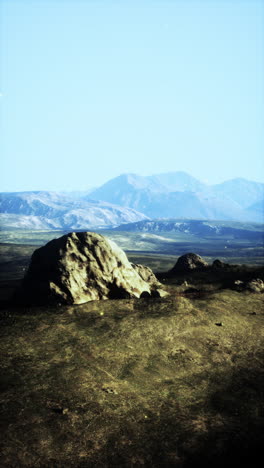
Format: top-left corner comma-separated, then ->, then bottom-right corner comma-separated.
89,172 -> 263,223
0,172 -> 263,229
0,191 -> 148,230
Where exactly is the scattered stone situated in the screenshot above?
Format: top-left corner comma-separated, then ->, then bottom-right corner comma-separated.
170,253 -> 208,273
15,232 -> 168,305
102,387 -> 118,395
246,279 -> 264,293
233,280 -> 245,291
233,278 -> 264,293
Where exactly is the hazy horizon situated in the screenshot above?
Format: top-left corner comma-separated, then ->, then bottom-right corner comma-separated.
0,170 -> 264,195
1,0 -> 263,192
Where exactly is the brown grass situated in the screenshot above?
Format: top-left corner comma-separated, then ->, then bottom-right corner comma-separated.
0,287 -> 263,467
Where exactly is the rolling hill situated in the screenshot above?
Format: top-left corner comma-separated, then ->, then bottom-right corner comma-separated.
114,219 -> 264,242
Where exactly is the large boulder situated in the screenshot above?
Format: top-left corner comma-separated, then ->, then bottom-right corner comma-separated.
16,232 -> 167,305
170,253 -> 208,273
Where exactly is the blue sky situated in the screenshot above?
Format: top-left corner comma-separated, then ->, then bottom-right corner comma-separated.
1,0 -> 263,191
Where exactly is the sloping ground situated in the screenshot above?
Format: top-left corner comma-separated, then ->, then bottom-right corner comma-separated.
0,290 -> 264,467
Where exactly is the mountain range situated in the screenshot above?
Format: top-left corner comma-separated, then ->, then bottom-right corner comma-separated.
0,191 -> 148,230
89,172 -> 264,222
0,172 -> 263,230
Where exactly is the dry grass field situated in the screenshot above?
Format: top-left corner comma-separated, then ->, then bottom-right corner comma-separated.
0,234 -> 263,467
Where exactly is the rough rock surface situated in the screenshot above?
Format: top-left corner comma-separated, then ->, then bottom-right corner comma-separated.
17,232 -> 167,305
131,263 -> 167,298
170,253 -> 208,273
246,278 -> 264,293
233,278 -> 264,293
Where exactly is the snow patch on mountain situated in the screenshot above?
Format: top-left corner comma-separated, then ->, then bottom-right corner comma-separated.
0,192 -> 149,230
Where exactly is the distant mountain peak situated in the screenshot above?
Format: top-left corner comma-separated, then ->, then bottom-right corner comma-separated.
88,172 -> 264,223
2,173 -> 263,227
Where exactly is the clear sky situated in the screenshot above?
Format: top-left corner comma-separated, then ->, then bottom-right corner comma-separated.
1,0 -> 263,191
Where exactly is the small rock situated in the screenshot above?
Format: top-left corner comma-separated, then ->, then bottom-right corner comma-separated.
233,278 -> 264,293
233,280 -> 244,291
246,278 -> 264,293
102,387 -> 118,395
215,322 -> 223,327
170,253 -> 208,273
